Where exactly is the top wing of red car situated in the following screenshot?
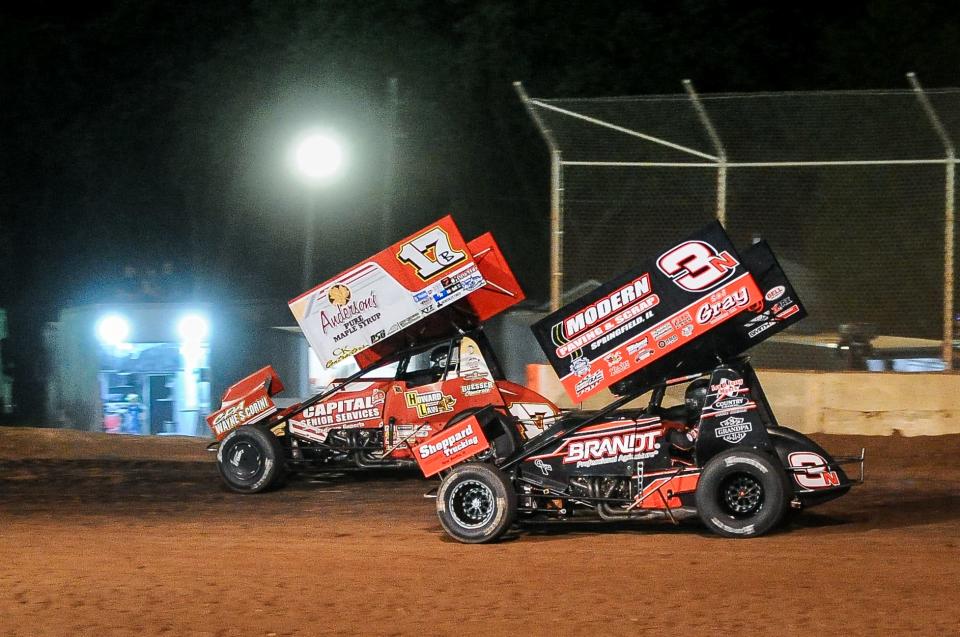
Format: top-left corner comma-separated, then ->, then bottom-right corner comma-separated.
289,215 -> 524,372
531,222 -> 806,403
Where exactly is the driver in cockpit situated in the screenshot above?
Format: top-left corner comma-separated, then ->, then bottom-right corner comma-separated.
663,378 -> 709,462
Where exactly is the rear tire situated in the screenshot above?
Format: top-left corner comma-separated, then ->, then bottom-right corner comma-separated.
436,463 -> 516,543
696,448 -> 789,538
217,424 -> 287,493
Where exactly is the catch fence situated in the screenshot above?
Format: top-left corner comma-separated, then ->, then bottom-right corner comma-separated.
516,75 -> 960,366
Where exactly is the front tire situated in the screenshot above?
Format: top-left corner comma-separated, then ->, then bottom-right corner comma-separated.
217,425 -> 287,493
696,448 -> 789,538
436,463 -> 516,543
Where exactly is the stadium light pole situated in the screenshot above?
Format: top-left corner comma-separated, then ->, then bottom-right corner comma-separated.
292,130 -> 345,290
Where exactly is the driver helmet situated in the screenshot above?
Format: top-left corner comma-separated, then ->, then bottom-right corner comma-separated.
684,378 -> 710,420
429,346 -> 449,370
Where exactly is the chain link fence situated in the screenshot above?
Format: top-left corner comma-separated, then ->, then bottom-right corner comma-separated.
517,77 -> 959,367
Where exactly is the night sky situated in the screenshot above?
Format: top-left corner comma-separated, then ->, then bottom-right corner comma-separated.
2,0 -> 960,420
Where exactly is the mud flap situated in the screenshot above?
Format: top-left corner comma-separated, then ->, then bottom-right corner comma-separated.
410,415 -> 491,478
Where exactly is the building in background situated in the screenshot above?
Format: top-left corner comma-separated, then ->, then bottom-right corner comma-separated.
44,301 -> 306,435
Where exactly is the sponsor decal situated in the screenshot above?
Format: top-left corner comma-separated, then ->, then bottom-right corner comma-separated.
413,290 -> 430,304
459,272 -> 484,291
626,338 -> 650,355
715,416 -> 752,444
400,313 -> 422,328
748,321 -> 777,339
564,429 -> 662,468
574,370 -> 604,396
771,297 -> 793,314
584,306 -> 658,355
788,451 -> 841,489
603,350 -> 630,377
681,324 -> 694,337
289,418 -> 366,444
711,378 -> 744,401
608,362 -> 630,376
413,417 -> 490,477
658,334 -> 679,349
553,295 -> 660,358
319,289 -> 380,338
744,312 -> 770,327
696,286 -> 751,325
404,390 -> 457,418
570,356 -> 592,378
432,276 -> 463,306
775,305 -> 800,320
765,285 -> 786,302
672,312 -> 693,329
651,323 -> 673,340
711,518 -> 755,535
294,389 -> 385,427
211,396 -> 273,437
534,459 -> 553,476
712,396 -> 748,410
395,424 -> 432,440
325,344 -> 366,369
458,338 -> 490,380
604,351 -> 623,366
561,275 -> 652,339
418,423 -> 479,460
604,352 -> 629,375
462,380 -> 494,397
327,284 -> 351,306
634,349 -> 654,362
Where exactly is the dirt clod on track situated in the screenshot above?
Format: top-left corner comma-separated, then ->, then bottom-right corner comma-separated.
1,427 -> 958,637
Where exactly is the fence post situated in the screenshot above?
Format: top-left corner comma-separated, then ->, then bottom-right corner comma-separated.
684,79 -> 727,227
908,72 -> 956,368
515,81 -> 564,311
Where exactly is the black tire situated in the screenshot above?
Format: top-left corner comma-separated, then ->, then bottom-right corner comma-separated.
217,424 -> 287,494
695,448 -> 790,538
436,463 -> 516,543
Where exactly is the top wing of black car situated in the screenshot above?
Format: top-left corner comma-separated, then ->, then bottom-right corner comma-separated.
531,222 -> 806,402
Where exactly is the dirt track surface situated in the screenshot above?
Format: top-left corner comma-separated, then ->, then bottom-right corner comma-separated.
1,427 -> 958,636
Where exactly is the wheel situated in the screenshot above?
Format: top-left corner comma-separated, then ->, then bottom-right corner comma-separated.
436,463 -> 516,543
216,424 -> 287,493
695,448 -> 790,538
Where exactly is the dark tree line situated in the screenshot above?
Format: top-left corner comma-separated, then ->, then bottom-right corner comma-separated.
2,0 -> 959,420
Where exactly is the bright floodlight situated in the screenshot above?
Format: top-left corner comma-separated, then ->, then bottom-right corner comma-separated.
178,314 -> 210,344
295,132 -> 344,180
96,314 -> 131,346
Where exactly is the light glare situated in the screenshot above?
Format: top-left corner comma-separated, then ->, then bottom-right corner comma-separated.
295,132 -> 344,180
96,314 -> 131,346
178,314 -> 210,343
